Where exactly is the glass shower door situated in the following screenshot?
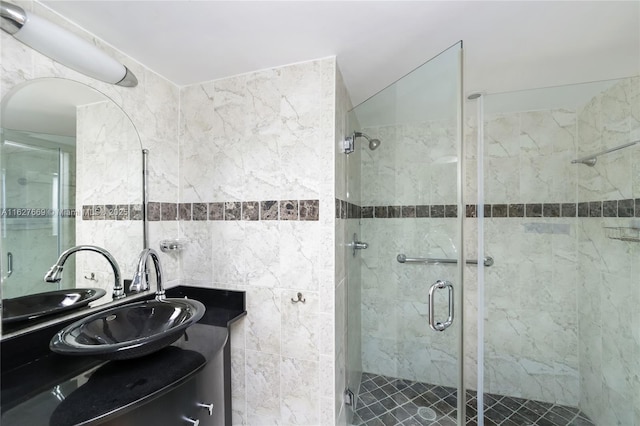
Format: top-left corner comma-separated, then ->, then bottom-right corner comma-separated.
345,42 -> 465,425
476,77 -> 639,426
1,130 -> 75,299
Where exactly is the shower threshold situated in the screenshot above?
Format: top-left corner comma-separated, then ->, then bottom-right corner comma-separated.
351,372 -> 595,426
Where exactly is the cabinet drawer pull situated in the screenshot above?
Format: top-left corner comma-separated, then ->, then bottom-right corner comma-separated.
197,402 -> 214,416
183,416 -> 199,426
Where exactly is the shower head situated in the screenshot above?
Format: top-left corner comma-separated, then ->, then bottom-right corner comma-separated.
367,137 -> 381,151
343,131 -> 382,154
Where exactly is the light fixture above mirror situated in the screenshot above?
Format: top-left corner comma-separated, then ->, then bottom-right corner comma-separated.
0,1 -> 137,87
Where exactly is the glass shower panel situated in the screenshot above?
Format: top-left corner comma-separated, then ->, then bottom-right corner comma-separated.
478,76 -> 639,426
345,42 -> 464,425
1,130 -> 76,299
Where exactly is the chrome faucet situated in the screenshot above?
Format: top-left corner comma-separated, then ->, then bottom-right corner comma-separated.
131,248 -> 165,300
44,245 -> 124,299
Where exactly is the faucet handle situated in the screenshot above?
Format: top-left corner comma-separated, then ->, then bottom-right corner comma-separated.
129,271 -> 147,293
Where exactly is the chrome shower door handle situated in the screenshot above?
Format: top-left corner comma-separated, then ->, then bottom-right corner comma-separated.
6,252 -> 13,278
428,279 -> 454,332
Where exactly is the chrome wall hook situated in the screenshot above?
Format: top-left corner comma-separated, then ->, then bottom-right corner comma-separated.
84,272 -> 96,281
291,292 -> 306,304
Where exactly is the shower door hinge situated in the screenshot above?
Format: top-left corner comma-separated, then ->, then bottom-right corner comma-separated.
344,388 -> 355,406
343,136 -> 354,154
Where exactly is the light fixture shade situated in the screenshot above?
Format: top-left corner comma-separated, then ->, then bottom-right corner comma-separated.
1,2 -> 137,87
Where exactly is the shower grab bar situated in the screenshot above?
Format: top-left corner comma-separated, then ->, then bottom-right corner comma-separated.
571,140 -> 639,166
397,253 -> 494,267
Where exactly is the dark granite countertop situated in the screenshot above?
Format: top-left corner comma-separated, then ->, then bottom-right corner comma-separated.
0,286 -> 246,426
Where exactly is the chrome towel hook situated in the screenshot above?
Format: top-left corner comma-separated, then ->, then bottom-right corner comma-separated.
291,292 -> 306,304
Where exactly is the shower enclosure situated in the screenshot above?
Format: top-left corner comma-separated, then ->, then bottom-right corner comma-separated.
343,42 -> 638,426
1,129 -> 76,299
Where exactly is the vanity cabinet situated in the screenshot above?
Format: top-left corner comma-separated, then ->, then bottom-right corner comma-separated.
1,287 -> 245,426
99,354 -> 224,426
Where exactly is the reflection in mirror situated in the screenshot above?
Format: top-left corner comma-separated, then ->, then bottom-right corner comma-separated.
0,78 -> 143,333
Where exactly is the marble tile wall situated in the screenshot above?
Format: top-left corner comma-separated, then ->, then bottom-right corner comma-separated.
178,57 -> 338,425
1,1 -> 181,296
575,76 -> 640,426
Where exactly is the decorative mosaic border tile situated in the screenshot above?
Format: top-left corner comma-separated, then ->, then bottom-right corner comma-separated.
336,198 -> 640,219
147,199 -> 319,222
82,204 -> 143,220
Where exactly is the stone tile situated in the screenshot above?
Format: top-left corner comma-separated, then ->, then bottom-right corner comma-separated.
361,206 -> 374,218
483,393 -> 503,407
105,204 -> 117,220
361,380 -> 378,393
568,416 -> 596,426
602,200 -> 617,217
280,200 -> 298,220
618,198 -> 634,217
499,396 -> 526,411
508,204 -> 524,217
300,199 -> 319,220
92,205 -> 106,220
543,408 -> 575,425
466,204 -> 477,218
82,205 -> 92,220
430,205 -> 445,218
116,204 -> 130,220
130,204 -> 143,221
161,202 -> 177,220
588,201 -> 602,217
561,203 -> 576,217
242,201 -> 259,221
389,206 -> 402,218
416,205 -> 430,217
261,200 -> 278,220
225,201 -> 241,220
577,202 -> 589,217
525,203 -> 542,217
358,391 -> 378,407
444,205 -> 457,217
147,202 -> 161,221
179,202 -> 192,220
368,401 -> 388,416
208,202 -> 224,220
192,203 -> 208,220
375,206 -> 388,218
492,204 -> 508,217
523,400 -> 550,416
543,203 -> 560,217
402,205 -> 416,218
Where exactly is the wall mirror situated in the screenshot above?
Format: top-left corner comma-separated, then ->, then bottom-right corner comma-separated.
0,78 -> 144,335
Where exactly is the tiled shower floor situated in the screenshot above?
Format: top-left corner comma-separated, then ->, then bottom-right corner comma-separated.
351,373 -> 595,426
